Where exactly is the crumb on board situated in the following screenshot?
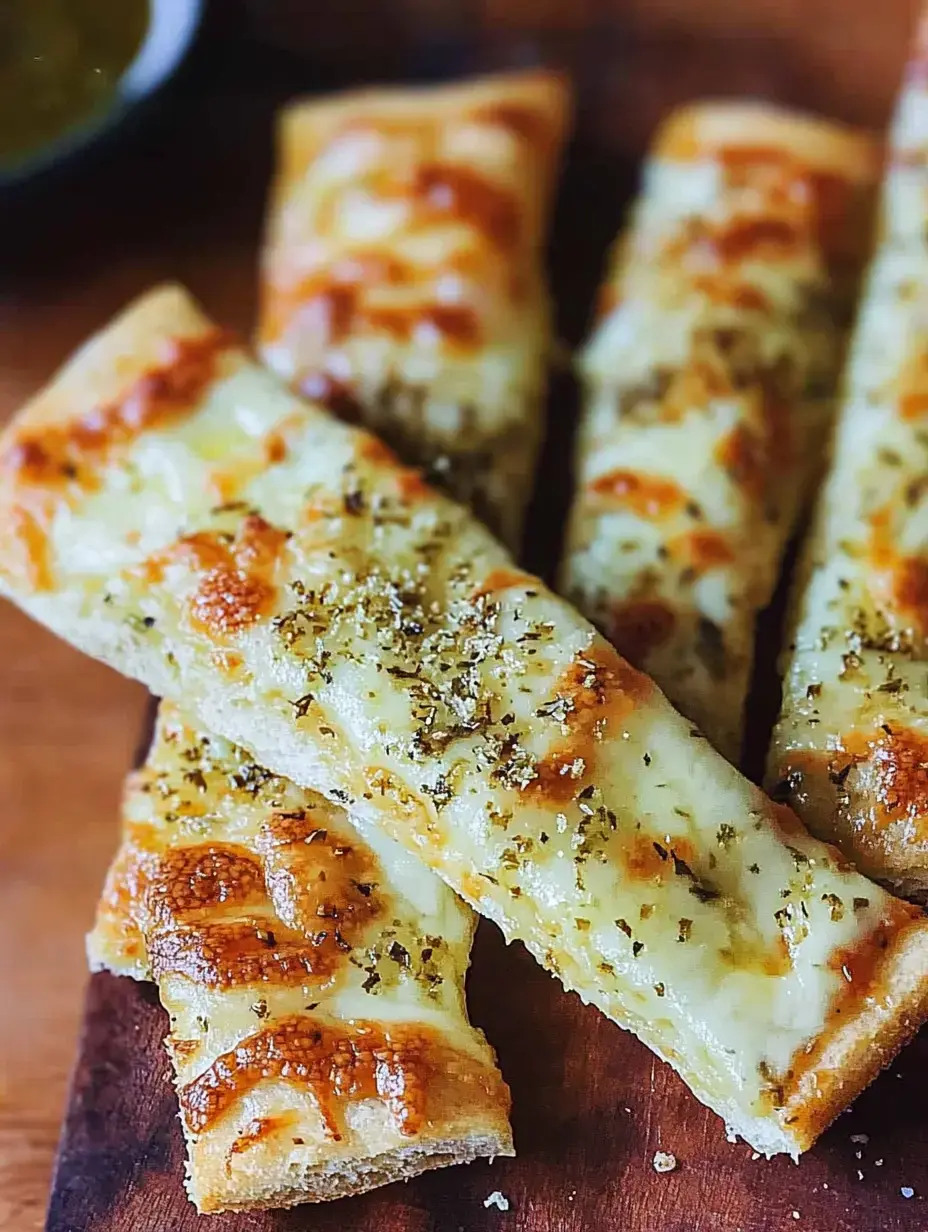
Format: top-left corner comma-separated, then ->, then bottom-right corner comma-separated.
857,1170 -> 864,1181
901,1187 -> 915,1200
484,1192 -> 510,1212
750,1151 -> 761,1162
652,1151 -> 677,1174
850,1133 -> 869,1145
876,1159 -> 885,1167
791,1212 -> 800,1221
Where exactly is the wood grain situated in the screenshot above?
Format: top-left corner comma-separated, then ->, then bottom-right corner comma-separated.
0,2 -> 925,1229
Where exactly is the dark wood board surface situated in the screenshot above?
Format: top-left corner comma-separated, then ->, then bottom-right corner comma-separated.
16,1 -> 926,1229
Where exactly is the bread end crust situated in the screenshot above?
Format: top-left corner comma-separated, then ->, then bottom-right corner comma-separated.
653,100 -> 880,182
188,1128 -> 515,1213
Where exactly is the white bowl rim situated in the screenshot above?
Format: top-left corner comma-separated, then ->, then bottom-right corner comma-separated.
121,0 -> 205,101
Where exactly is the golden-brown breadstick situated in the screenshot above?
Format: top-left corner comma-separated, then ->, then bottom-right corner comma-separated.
769,15 -> 928,899
258,72 -> 570,549
88,703 -> 511,1212
3,286 -> 928,1159
562,102 -> 878,759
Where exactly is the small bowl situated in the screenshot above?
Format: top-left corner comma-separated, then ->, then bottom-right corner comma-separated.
0,0 -> 205,193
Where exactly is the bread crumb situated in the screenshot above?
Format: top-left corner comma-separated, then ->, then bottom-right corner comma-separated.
857,1170 -> 864,1181
850,1133 -> 869,1144
652,1151 -> 677,1174
791,1212 -> 800,1221
876,1159 -> 884,1167
901,1187 -> 915,1199
484,1192 -> 510,1212
750,1152 -> 760,1161
725,1125 -> 738,1144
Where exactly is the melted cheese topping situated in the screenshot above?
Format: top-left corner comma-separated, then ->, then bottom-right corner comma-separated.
258,72 -> 569,548
770,43 -> 928,899
561,102 -> 878,760
88,703 -> 510,1212
5,285 -> 928,1158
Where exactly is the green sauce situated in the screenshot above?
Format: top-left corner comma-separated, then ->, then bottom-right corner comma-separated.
0,0 -> 149,168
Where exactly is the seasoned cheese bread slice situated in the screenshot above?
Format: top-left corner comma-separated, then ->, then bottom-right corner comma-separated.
769,21 -> 928,899
88,702 -> 512,1213
561,103 -> 878,760
258,71 -> 570,550
4,285 -> 928,1159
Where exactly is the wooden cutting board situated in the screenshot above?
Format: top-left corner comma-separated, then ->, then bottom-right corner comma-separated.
26,1 -> 928,1229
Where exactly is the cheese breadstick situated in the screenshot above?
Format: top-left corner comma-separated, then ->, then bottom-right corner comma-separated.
258,72 -> 569,550
769,16 -> 928,899
562,103 -> 878,759
3,286 -> 928,1158
88,702 -> 511,1212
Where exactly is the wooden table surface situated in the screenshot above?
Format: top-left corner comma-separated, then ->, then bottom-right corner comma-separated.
0,2 -> 921,1229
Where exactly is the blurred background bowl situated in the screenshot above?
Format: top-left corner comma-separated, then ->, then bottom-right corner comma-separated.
0,0 -> 204,195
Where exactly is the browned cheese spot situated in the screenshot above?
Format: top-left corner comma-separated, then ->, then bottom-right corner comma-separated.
141,843 -> 267,930
229,1114 -> 296,1155
145,514 -> 290,640
412,161 -> 520,251
93,825 -> 159,962
2,328 -> 234,492
620,833 -> 698,883
470,98 -> 552,145
838,727 -> 928,841
471,567 -> 536,600
178,1015 -> 504,1140
896,341 -> 928,421
690,275 -> 771,313
147,917 -> 331,988
669,529 -> 735,573
354,431 -> 430,505
255,809 -> 384,943
170,1038 -> 201,1062
136,824 -> 380,990
0,327 -> 235,591
527,643 -> 652,803
1,504 -> 53,591
715,423 -> 766,499
661,139 -> 866,272
279,282 -> 482,350
587,469 -> 686,520
866,506 -> 928,641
